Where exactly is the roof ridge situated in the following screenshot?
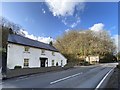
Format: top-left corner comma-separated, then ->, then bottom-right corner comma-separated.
8,34 -> 59,52
10,34 -> 50,45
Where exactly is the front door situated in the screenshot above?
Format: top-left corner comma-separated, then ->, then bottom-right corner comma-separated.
40,58 -> 47,67
41,59 -> 45,67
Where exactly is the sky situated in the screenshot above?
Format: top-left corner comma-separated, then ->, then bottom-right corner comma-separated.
1,1 -> 119,47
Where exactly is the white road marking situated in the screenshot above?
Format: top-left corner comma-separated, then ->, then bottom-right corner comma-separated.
95,68 -> 114,90
50,72 -> 83,85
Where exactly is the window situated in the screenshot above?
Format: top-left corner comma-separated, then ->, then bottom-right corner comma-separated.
52,51 -> 55,56
24,59 -> 29,67
41,50 -> 45,55
61,60 -> 63,66
52,60 -> 54,66
24,46 -> 29,52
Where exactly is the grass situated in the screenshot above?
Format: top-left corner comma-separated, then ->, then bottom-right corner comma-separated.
105,63 -> 120,89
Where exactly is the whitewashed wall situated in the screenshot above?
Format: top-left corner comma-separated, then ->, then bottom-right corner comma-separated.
7,43 -> 67,69
86,56 -> 99,63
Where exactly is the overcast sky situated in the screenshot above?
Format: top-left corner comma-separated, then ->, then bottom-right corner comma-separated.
1,1 -> 119,48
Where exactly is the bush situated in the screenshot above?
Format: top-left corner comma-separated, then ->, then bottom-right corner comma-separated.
99,54 -> 117,63
83,61 -> 89,66
78,61 -> 90,66
14,66 -> 22,69
117,62 -> 120,69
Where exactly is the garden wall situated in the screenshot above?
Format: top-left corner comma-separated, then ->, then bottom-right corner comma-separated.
5,66 -> 73,79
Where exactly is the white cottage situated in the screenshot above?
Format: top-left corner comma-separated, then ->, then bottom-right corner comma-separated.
85,56 -> 99,64
7,34 -> 67,69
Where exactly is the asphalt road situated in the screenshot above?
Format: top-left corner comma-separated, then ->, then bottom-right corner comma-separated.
0,63 -> 118,89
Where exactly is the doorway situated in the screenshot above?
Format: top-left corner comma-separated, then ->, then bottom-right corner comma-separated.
40,58 -> 48,67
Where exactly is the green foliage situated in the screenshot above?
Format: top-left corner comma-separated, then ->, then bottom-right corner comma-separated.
0,47 -> 6,54
0,48 -> 2,53
117,52 -> 120,60
14,66 -> 22,69
99,53 -> 117,63
78,61 -> 90,66
117,64 -> 120,69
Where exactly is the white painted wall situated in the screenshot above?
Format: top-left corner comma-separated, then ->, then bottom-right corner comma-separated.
7,43 -> 67,69
86,56 -> 99,63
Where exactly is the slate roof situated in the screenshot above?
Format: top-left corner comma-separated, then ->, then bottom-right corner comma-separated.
8,34 -> 59,52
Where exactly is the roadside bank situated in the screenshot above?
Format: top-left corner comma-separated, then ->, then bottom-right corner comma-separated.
105,62 -> 120,89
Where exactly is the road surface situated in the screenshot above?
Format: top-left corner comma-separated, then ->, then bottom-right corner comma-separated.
0,63 -> 117,89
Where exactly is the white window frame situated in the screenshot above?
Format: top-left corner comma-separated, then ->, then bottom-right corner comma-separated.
24,59 -> 29,67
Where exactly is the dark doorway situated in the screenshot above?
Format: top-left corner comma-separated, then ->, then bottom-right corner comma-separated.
40,58 -> 48,67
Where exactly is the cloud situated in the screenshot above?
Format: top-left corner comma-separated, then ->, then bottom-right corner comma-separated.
89,23 -> 105,32
89,23 -> 119,52
42,8 -> 46,14
45,0 -> 85,17
45,0 -> 85,28
19,29 -> 54,44
61,16 -> 81,28
70,17 -> 80,28
37,37 -> 53,44
65,29 -> 70,32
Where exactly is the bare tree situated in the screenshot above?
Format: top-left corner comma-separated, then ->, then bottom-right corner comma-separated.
54,30 -> 116,63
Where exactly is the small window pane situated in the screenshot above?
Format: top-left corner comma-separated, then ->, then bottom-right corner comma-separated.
41,50 -> 45,55
52,51 -> 55,56
24,59 -> 29,67
61,60 -> 63,66
24,46 -> 29,51
52,60 -> 54,66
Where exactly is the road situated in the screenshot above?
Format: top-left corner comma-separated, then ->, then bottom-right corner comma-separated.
0,63 -> 118,89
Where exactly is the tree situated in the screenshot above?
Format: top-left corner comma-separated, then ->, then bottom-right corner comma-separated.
54,30 -> 116,63
0,17 -> 25,74
0,17 -> 25,51
55,30 -> 80,62
117,52 -> 120,60
0,17 -> 22,33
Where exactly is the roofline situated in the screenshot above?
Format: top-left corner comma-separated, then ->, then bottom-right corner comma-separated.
8,34 -> 53,46
8,41 -> 59,52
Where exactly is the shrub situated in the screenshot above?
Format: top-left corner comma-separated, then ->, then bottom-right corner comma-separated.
14,66 -> 22,69
83,61 -> 89,66
117,63 -> 120,69
99,54 -> 117,63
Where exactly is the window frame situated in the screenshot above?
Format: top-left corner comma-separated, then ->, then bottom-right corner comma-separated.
24,46 -> 29,52
52,60 -> 54,66
24,59 -> 29,67
52,51 -> 55,56
61,60 -> 63,66
41,49 -> 45,55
